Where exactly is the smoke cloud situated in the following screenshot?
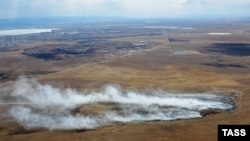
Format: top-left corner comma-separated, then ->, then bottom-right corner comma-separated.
7,77 -> 233,130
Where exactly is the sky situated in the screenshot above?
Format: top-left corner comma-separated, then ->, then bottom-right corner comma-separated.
0,0 -> 250,19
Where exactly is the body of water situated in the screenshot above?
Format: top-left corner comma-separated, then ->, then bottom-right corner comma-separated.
0,28 -> 55,36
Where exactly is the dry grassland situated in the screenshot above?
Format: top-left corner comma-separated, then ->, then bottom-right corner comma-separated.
0,25 -> 250,141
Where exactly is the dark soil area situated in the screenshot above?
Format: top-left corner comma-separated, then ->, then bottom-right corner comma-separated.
206,43 -> 250,56
22,44 -> 96,60
201,62 -> 247,68
23,52 -> 58,60
169,38 -> 190,42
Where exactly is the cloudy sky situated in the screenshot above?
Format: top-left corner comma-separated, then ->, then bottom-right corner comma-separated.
0,0 -> 250,19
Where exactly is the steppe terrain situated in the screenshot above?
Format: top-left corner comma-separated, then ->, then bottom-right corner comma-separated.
0,19 -> 249,141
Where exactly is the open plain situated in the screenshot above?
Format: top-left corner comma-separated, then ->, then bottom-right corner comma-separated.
0,18 -> 250,141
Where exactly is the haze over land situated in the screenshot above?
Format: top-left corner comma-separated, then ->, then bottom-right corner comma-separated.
1,0 -> 250,19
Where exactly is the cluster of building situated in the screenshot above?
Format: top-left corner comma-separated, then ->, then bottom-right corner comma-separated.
0,39 -> 18,48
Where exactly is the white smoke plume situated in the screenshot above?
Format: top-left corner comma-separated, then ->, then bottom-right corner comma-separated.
8,77 -> 233,130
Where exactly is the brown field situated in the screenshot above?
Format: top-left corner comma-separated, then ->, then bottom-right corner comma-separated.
0,20 -> 250,141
